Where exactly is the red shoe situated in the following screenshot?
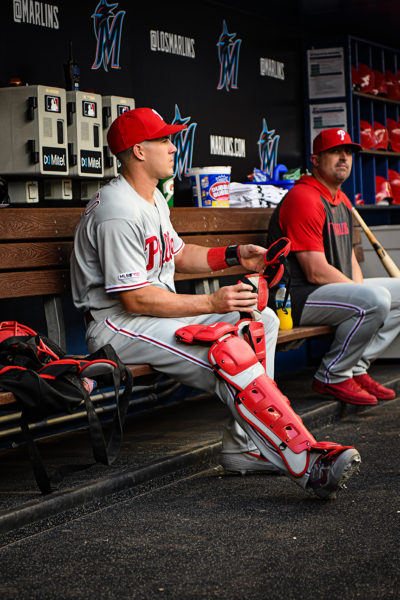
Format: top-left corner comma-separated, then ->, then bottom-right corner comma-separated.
312,377 -> 378,406
354,373 -> 396,400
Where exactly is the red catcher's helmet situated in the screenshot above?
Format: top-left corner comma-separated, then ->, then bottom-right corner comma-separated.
385,70 -> 400,99
358,63 -> 375,94
360,120 -> 375,149
374,122 -> 389,150
375,176 -> 393,204
0,321 -> 59,361
0,321 -> 37,343
388,169 -> 400,204
372,70 -> 388,96
386,118 -> 400,152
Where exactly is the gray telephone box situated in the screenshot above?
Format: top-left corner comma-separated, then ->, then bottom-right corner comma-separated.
66,90 -> 103,178
0,85 -> 68,176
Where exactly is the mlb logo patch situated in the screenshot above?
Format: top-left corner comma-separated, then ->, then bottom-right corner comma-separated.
118,271 -> 141,280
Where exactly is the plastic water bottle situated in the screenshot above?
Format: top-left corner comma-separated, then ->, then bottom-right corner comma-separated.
275,284 -> 293,330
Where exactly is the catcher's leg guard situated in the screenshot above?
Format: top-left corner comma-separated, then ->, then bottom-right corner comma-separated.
176,323 -> 357,481
208,332 -> 318,476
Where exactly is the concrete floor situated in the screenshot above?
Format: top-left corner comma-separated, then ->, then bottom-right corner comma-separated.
0,361 -> 398,537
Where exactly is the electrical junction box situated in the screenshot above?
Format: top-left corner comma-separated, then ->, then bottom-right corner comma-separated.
0,85 -> 68,176
102,95 -> 135,178
43,178 -> 73,200
66,90 -> 103,178
79,179 -> 102,200
8,180 -> 39,203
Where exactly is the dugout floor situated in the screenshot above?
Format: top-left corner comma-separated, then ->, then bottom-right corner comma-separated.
0,362 -> 398,535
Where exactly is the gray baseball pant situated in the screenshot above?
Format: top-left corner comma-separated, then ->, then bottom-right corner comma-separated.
86,306 -> 280,454
299,277 -> 400,384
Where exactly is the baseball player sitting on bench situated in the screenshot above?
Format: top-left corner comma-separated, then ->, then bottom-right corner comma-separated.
71,108 -> 361,500
267,127 -> 400,406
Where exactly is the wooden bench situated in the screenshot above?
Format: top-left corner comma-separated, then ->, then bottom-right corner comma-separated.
0,205 -> 363,412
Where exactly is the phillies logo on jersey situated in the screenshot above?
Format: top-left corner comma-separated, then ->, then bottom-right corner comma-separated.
216,20 -> 242,91
91,0 -> 126,71
145,232 -> 174,271
171,105 -> 197,180
258,119 -> 280,178
328,222 -> 350,236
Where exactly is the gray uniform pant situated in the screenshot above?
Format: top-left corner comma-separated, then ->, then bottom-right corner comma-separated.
86,307 -> 280,455
299,277 -> 400,384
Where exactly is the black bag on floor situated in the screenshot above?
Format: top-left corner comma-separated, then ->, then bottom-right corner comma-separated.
0,321 -> 133,494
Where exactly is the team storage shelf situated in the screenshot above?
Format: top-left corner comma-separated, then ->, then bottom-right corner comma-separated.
304,34 -> 400,217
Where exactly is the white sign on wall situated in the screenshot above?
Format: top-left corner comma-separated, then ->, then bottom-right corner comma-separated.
309,102 -> 348,152
307,47 -> 346,99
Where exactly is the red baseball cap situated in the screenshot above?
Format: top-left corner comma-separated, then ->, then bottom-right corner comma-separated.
312,128 -> 362,154
107,107 -> 187,155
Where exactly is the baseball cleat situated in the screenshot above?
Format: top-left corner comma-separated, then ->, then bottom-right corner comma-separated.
312,377 -> 378,405
219,451 -> 280,475
353,373 -> 396,400
307,447 -> 361,500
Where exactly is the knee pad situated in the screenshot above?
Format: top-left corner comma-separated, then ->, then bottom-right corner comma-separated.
175,322 -> 238,344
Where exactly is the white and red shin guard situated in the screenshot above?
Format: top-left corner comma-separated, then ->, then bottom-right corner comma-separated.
176,321 -> 351,480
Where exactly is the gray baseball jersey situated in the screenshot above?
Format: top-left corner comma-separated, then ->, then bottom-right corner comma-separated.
71,174 -> 184,317
71,173 -> 281,456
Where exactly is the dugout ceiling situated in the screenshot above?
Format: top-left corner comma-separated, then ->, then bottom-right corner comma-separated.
1,0 -> 399,200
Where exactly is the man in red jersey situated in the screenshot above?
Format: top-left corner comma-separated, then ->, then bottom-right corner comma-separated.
267,128 -> 399,405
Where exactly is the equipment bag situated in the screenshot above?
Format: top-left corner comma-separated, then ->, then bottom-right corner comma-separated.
0,321 -> 133,494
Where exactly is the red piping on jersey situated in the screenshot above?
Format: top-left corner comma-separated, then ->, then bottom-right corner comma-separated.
172,240 -> 185,255
105,281 -> 150,293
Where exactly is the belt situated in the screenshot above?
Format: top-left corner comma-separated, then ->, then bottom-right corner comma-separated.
84,311 -> 94,326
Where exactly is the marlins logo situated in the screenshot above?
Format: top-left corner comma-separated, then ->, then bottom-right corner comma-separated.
217,20 -> 242,91
171,105 -> 197,180
258,119 -> 280,178
91,0 -> 126,71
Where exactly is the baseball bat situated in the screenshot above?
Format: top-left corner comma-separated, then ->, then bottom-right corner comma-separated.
352,207 -> 400,278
